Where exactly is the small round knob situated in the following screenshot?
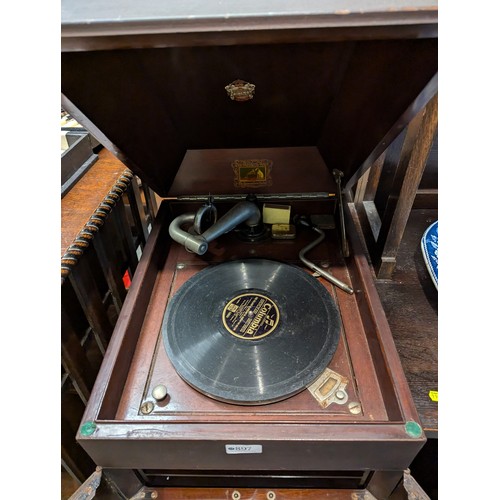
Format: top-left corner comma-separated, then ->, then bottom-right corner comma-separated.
152,384 -> 168,401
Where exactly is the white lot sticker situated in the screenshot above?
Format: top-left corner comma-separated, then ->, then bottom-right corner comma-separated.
225,444 -> 262,454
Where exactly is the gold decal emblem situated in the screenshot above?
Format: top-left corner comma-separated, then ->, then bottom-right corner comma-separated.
225,79 -> 256,101
232,159 -> 273,189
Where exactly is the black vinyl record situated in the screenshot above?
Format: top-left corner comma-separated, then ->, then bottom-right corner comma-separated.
162,259 -> 341,405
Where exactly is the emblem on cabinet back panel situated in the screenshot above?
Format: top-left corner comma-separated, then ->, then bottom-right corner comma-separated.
225,80 -> 256,101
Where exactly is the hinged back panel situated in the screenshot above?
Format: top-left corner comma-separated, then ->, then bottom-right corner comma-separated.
61,5 -> 437,196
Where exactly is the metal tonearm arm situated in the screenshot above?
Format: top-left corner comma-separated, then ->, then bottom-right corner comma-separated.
169,200 -> 261,255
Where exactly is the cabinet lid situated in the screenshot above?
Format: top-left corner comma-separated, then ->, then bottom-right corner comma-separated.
62,0 -> 437,45
61,2 -> 437,196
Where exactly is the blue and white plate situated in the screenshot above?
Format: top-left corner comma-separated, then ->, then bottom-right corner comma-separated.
421,220 -> 438,290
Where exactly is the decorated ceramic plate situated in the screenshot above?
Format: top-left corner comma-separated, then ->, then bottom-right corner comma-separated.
421,220 -> 438,289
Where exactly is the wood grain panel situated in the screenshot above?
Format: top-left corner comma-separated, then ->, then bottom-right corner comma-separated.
62,39 -> 436,196
318,38 -> 437,184
61,148 -> 127,257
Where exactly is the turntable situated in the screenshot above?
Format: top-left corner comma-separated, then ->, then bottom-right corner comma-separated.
163,258 -> 341,405
62,4 -> 437,497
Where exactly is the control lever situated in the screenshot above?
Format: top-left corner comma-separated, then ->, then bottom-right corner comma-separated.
296,216 -> 354,295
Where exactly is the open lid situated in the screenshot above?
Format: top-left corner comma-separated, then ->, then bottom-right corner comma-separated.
61,0 -> 437,197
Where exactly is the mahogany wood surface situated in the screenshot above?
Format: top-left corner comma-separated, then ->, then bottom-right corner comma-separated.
168,147 -> 337,197
60,6 -> 438,495
348,200 -> 438,436
59,152 -> 437,496
91,204 -> 172,421
77,209 -> 425,473
127,488 -> 372,499
343,205 -> 422,426
61,148 -> 426,464
61,148 -> 128,257
114,230 -> 385,423
61,38 -> 437,197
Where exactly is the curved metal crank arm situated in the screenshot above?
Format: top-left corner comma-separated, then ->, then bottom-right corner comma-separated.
297,218 -> 354,295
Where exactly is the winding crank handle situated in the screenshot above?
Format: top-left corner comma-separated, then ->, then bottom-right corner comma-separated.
298,223 -> 354,295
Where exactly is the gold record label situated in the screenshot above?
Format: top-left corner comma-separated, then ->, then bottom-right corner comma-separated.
222,293 -> 280,340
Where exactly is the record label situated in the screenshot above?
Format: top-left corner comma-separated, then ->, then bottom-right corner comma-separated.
222,292 -> 280,340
